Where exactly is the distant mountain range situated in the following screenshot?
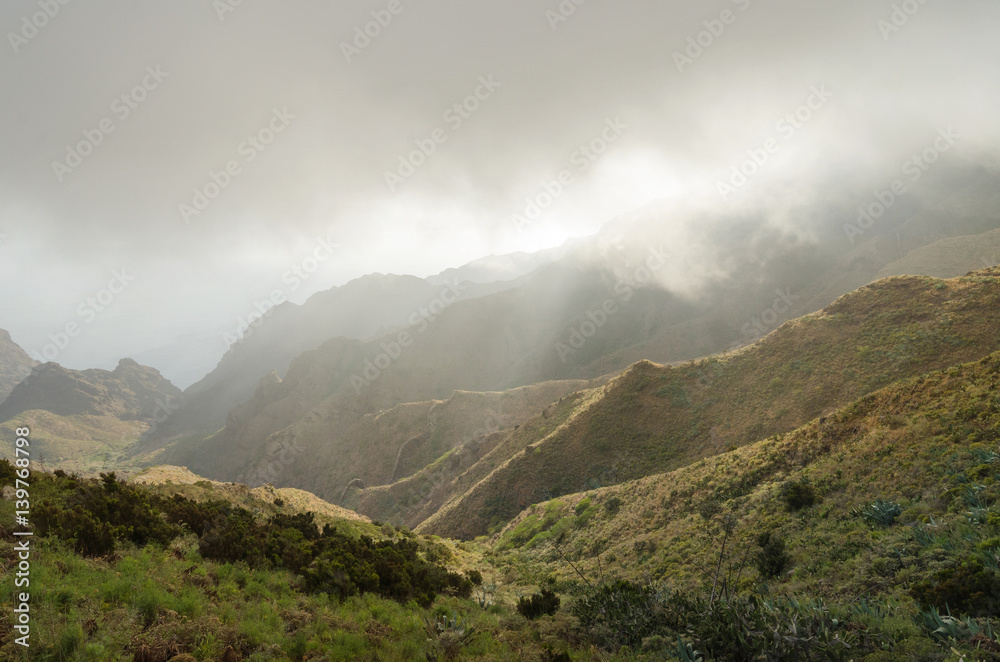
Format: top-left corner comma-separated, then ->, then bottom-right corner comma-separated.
0,357 -> 179,472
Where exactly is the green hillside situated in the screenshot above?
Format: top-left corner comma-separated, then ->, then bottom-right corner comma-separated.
419,269 -> 1000,539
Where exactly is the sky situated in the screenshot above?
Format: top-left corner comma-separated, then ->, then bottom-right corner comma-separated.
0,0 -> 998,387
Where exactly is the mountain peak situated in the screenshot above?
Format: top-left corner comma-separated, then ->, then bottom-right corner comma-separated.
0,329 -> 41,402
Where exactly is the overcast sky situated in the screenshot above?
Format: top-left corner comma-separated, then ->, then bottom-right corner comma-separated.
1,0 -> 998,386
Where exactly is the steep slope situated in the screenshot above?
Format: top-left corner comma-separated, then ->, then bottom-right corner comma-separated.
495,348 -> 1000,606
420,268 -> 1000,538
344,386 -> 604,528
0,328 -> 39,403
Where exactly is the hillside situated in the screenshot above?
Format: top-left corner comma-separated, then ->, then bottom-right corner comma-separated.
0,328 -> 38,403
140,274 -> 453,449
163,373 -> 599,503
493,347 -> 1000,608
420,268 -> 1000,539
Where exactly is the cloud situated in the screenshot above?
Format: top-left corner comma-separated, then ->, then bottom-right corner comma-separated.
1,0 -> 998,384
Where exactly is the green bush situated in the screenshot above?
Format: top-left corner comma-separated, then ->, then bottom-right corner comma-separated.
572,581 -> 660,649
34,472 -> 178,556
27,470 -> 470,608
910,558 -> 1000,617
754,531 -> 791,579
782,480 -> 817,511
517,588 -> 561,620
604,496 -> 622,515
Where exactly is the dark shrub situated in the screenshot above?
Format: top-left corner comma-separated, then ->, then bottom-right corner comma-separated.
604,496 -> 622,515
754,531 -> 792,579
517,588 -> 561,620
910,558 -> 1000,617
0,458 -> 17,484
782,480 -> 817,511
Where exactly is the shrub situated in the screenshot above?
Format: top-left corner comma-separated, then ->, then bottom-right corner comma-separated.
0,458 -> 18,484
517,588 -> 561,620
754,531 -> 792,579
572,581 -> 660,649
574,581 -> 885,659
28,471 -> 470,608
782,480 -> 817,511
604,496 -> 622,515
910,558 -> 1000,617
33,473 -> 178,555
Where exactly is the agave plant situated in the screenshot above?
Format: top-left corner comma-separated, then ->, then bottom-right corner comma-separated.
970,445 -> 1000,464
674,638 -> 704,662
855,499 -> 903,527
917,605 -> 984,643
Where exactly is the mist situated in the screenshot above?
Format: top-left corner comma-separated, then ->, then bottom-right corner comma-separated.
1,0 -> 998,386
